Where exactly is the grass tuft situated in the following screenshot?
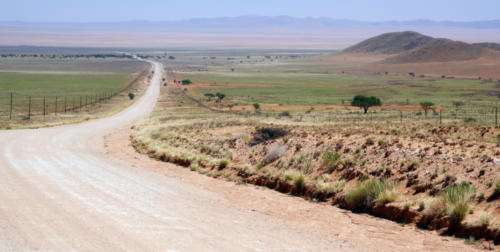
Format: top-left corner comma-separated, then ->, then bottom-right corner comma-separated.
345,178 -> 398,210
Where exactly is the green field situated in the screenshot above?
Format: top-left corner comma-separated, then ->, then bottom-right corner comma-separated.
0,58 -> 148,96
159,50 -> 499,109
0,57 -> 149,125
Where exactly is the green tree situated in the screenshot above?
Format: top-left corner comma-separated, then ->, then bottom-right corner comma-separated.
253,103 -> 260,110
128,93 -> 135,100
181,79 -> 192,85
215,92 -> 226,102
420,101 -> 434,117
204,93 -> 215,101
351,95 -> 381,114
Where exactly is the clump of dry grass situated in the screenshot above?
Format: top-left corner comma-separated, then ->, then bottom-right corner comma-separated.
344,178 -> 399,211
284,170 -> 305,188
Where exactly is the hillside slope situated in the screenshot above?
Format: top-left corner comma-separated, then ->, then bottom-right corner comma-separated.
343,31 -> 450,54
384,41 -> 494,63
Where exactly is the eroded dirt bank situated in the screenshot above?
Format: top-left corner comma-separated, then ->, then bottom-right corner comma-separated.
107,127 -> 486,251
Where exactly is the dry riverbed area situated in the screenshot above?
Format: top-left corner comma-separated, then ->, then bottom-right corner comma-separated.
129,84 -> 500,250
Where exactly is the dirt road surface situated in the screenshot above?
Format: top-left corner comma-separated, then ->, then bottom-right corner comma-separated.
0,61 -> 480,251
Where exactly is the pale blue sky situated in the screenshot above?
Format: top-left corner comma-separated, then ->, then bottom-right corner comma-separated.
2,0 -> 499,22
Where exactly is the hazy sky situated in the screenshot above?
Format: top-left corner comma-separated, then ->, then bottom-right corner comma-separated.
2,0 -> 499,22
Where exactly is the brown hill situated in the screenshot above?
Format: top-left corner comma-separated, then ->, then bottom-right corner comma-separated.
474,42 -> 500,51
343,31 -> 450,54
383,41 -> 494,63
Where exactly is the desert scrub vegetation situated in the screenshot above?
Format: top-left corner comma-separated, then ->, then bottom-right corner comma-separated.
344,178 -> 399,211
423,182 -> 476,225
284,170 -> 306,188
130,83 -> 500,244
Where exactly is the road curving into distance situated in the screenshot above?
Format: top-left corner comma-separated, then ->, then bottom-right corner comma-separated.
0,61 -> 356,251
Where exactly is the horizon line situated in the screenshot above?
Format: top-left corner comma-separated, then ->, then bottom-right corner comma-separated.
1,15 -> 500,24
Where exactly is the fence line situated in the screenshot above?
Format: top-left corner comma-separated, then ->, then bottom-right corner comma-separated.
0,68 -> 150,122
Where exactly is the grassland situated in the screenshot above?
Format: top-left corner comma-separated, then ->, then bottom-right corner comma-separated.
0,57 -> 150,128
132,80 -> 500,249
161,50 -> 500,110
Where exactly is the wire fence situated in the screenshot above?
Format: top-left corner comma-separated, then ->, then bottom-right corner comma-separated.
0,69 -> 149,122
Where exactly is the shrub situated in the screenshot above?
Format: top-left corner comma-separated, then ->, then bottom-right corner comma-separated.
250,127 -> 289,145
279,111 -> 291,117
218,159 -> 228,169
189,164 -> 199,171
322,151 -> 341,172
424,197 -> 448,218
128,93 -> 135,100
435,182 -> 476,224
345,179 -> 398,210
480,213 -> 491,226
151,133 -> 161,139
316,180 -> 345,194
449,202 -> 469,224
284,170 -> 305,188
463,117 -> 477,123
443,182 -> 475,205
253,103 -> 260,110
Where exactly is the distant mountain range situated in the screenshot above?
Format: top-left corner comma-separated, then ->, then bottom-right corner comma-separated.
2,16 -> 500,31
1,16 -> 500,48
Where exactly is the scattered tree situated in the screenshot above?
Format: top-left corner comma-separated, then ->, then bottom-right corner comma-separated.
215,92 -> 226,102
351,95 -> 381,114
128,93 -> 135,100
181,79 -> 192,85
420,101 -> 434,117
204,93 -> 215,101
452,101 -> 464,110
253,103 -> 260,110
409,72 -> 415,77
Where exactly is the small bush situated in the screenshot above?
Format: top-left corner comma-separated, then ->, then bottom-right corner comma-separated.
322,151 -> 341,172
284,170 -> 305,188
218,160 -> 228,169
449,202 -> 469,224
279,111 -> 291,117
424,197 -> 448,218
189,164 -> 199,171
250,127 -> 289,145
418,201 -> 425,211
365,138 -> 374,146
491,181 -> 500,199
463,117 -> 477,123
344,179 -> 398,210
128,93 -> 135,100
316,180 -> 345,194
480,213 -> 491,226
151,133 -> 161,139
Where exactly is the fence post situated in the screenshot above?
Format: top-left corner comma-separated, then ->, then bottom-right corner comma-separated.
55,96 -> 58,115
79,96 -> 82,111
9,92 -> 12,120
439,110 -> 442,125
64,96 -> 67,113
72,96 -> 75,112
496,107 -> 498,126
400,110 -> 402,123
28,96 -> 31,120
43,96 -> 46,119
